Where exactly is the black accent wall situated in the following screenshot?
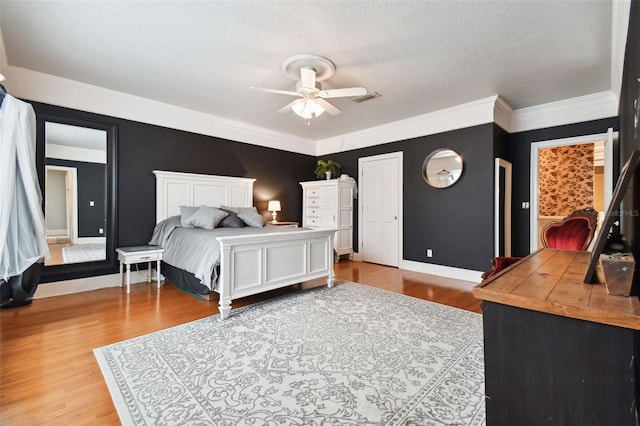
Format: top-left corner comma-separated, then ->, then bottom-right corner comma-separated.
33,99 -> 503,275
114,119 -> 316,247
31,90 -> 629,281
326,123 -> 498,272
46,159 -> 106,238
31,102 -> 317,263
506,118 -> 619,257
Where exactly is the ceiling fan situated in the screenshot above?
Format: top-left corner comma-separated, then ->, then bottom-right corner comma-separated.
250,54 -> 367,120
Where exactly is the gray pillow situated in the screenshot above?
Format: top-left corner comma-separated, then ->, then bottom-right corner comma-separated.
221,205 -> 258,215
220,205 -> 238,214
180,206 -> 200,228
219,208 -> 246,228
184,206 -> 228,229
238,210 -> 266,228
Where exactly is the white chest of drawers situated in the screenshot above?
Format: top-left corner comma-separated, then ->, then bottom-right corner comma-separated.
300,180 -> 354,256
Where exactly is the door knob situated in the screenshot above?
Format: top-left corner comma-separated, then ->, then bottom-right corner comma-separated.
393,215 -> 398,220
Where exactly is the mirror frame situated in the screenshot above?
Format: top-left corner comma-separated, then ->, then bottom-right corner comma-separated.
36,113 -> 118,282
422,148 -> 464,188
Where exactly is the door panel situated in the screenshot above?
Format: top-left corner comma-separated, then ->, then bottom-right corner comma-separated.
360,153 -> 401,267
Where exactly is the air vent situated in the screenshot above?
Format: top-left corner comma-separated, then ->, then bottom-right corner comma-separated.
352,92 -> 382,103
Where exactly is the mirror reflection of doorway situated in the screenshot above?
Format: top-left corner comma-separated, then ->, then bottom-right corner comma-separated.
45,166 -> 77,265
45,166 -> 75,240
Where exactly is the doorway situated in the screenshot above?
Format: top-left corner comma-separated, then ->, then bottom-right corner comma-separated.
45,165 -> 79,266
358,152 -> 402,267
495,158 -> 512,257
530,129 -> 615,252
45,165 -> 77,244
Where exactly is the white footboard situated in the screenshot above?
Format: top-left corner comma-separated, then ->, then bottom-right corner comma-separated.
216,228 -> 336,319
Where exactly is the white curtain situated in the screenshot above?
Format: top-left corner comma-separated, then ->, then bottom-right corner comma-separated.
0,94 -> 49,280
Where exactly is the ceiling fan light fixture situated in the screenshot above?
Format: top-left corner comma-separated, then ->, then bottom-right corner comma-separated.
252,55 -> 363,121
291,98 -> 325,119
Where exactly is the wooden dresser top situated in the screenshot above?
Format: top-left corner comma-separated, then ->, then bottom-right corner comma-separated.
473,249 -> 640,330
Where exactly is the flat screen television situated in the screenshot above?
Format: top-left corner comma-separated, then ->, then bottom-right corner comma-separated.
584,149 -> 640,283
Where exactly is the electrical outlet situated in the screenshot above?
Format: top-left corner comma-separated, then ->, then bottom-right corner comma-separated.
89,200 -> 95,207
426,249 -> 433,258
99,228 -> 103,234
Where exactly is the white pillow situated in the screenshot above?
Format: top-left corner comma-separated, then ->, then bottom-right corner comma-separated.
183,206 -> 228,229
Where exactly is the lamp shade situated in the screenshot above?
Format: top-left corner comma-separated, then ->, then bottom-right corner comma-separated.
267,200 -> 281,212
291,99 -> 325,119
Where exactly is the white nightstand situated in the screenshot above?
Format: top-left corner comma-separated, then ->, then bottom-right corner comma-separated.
267,221 -> 299,228
116,245 -> 165,294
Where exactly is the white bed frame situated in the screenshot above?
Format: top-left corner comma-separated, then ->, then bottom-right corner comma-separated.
154,170 -> 335,319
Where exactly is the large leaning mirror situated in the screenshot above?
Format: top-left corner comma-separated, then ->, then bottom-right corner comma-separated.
422,148 -> 464,188
37,114 -> 117,282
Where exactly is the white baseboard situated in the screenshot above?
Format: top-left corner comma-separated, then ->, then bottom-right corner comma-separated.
402,260 -> 483,284
350,252 -> 363,262
34,273 -> 122,298
75,237 -> 106,244
33,258 -> 480,299
347,254 -> 482,283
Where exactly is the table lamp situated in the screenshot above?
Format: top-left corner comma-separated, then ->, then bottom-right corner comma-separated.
267,200 -> 281,223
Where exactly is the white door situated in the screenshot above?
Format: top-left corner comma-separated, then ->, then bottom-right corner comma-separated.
359,152 -> 402,267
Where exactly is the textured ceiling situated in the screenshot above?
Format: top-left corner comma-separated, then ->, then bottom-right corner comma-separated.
0,1 -> 614,141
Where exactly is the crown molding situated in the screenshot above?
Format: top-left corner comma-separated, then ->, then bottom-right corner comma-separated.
3,63 -> 620,156
4,65 -> 317,156
509,91 -> 618,134
317,90 -> 617,154
493,96 -> 514,132
316,96 -> 499,156
610,0 -> 631,103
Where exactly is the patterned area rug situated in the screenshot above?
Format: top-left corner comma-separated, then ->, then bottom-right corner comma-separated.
94,281 -> 485,425
62,244 -> 106,263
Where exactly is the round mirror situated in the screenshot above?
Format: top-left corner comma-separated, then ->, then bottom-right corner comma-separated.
422,148 -> 463,188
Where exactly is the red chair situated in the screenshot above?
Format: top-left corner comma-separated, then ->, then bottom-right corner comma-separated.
482,207 -> 598,280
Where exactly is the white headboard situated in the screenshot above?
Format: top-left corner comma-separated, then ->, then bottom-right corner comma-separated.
153,170 -> 256,223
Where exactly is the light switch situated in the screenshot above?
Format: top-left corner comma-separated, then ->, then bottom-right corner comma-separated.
89,200 -> 95,207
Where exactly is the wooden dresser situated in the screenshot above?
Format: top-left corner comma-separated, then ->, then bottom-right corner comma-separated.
474,248 -> 640,425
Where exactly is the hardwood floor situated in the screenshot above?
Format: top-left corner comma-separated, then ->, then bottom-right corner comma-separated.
44,242 -> 72,266
0,261 -> 482,425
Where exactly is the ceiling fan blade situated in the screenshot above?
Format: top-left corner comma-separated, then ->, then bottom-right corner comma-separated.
318,87 -> 367,98
314,98 -> 341,115
250,86 -> 300,97
300,67 -> 316,89
276,99 -> 299,114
